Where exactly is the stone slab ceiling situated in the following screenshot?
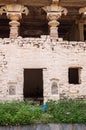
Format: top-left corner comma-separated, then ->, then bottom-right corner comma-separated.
0,0 -> 52,6
0,0 -> 86,7
60,0 -> 86,7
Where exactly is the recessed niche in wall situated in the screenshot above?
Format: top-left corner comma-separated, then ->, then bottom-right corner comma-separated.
8,82 -> 16,95
51,81 -> 58,94
9,85 -> 16,95
50,78 -> 59,95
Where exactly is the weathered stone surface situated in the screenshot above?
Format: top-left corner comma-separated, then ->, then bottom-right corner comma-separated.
0,124 -> 86,130
0,126 -> 10,130
49,123 -> 60,130
59,124 -> 72,130
36,124 -> 50,130
74,124 -> 86,130
0,37 -> 86,102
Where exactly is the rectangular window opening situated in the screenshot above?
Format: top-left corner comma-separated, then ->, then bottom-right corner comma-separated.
68,67 -> 81,84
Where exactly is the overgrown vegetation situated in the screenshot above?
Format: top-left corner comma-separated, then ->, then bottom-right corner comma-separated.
0,101 -> 42,125
47,99 -> 86,124
0,99 -> 86,125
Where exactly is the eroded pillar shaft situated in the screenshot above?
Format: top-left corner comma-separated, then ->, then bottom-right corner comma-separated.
47,13 -> 60,40
9,20 -> 20,39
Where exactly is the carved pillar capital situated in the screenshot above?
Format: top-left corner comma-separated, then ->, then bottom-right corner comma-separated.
0,4 -> 29,19
43,3 -> 68,17
47,12 -> 61,21
42,3 -> 67,40
0,4 -> 29,38
79,7 -> 86,15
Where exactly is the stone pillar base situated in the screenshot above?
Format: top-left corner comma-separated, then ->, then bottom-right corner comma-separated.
9,26 -> 19,39
9,20 -> 20,39
50,26 -> 58,40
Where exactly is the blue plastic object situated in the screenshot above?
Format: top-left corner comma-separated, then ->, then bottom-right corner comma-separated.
43,104 -> 48,112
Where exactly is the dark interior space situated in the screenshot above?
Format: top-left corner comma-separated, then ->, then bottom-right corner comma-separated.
68,68 -> 80,84
0,5 -> 81,40
0,18 -> 10,38
84,25 -> 86,41
0,0 -> 85,40
24,69 -> 43,102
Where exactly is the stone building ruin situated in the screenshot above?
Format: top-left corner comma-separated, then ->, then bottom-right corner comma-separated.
0,0 -> 86,103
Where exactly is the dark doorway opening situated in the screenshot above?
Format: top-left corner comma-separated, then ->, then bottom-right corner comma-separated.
68,68 -> 80,84
24,69 -> 43,103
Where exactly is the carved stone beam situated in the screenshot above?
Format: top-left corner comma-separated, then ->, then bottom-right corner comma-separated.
43,3 -> 67,40
52,0 -> 59,4
0,4 -> 29,39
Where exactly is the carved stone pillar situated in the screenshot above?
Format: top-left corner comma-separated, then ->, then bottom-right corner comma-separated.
79,7 -> 86,41
43,2 -> 67,40
47,12 -> 60,40
0,4 -> 29,38
78,22 -> 84,41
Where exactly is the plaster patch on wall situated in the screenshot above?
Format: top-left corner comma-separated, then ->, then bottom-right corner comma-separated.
50,78 -> 59,95
8,82 -> 17,95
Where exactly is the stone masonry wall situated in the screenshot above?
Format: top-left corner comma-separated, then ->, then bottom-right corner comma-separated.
0,36 -> 86,102
0,124 -> 86,130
